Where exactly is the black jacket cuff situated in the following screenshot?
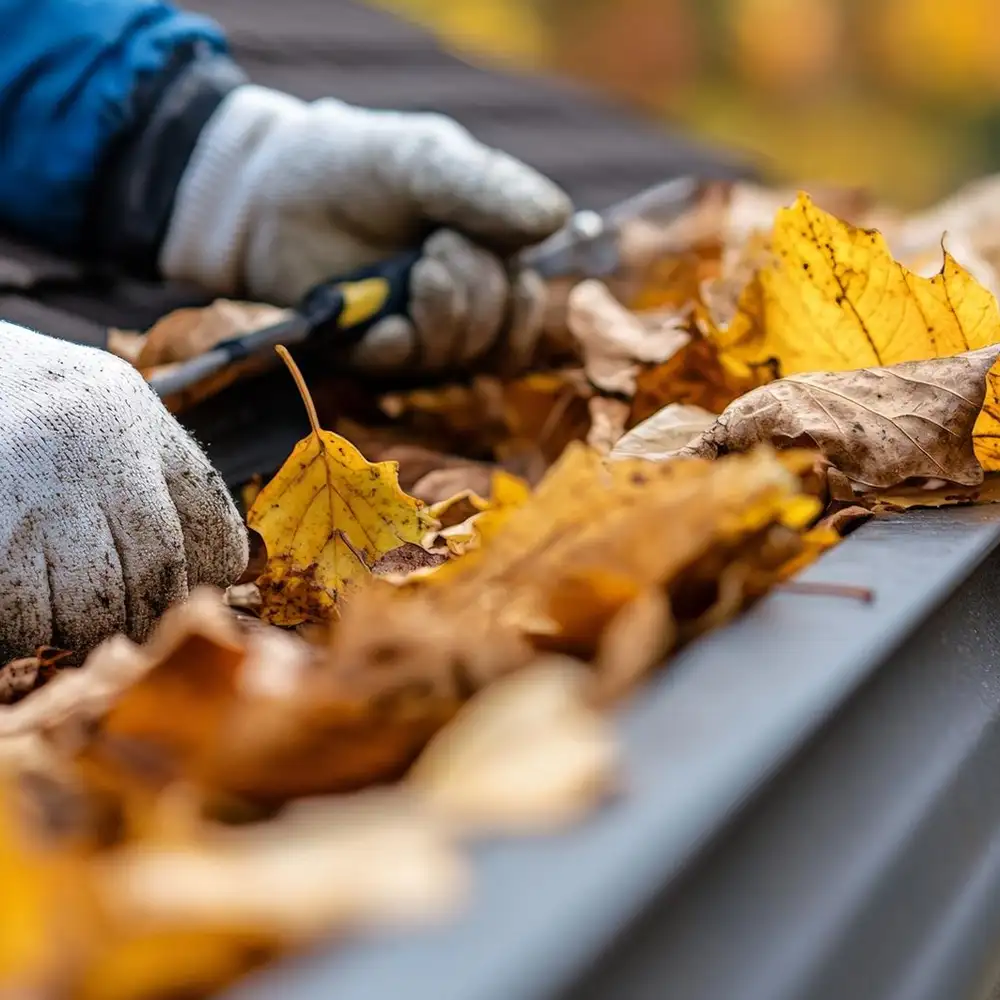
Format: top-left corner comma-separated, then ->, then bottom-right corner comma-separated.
86,43 -> 247,279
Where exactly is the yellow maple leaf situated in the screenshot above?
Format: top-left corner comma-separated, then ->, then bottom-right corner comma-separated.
421,470 -> 531,561
716,192 -> 1000,469
249,348 -> 430,625
469,470 -> 532,547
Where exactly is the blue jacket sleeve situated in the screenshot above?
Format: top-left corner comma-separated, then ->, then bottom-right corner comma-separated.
0,0 -> 229,249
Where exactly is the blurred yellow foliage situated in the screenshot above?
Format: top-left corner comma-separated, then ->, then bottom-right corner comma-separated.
371,0 -> 1000,207
730,0 -> 842,93
871,0 -> 1000,103
375,0 -> 547,65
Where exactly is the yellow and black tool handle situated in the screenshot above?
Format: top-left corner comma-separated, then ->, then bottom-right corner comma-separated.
148,250 -> 419,399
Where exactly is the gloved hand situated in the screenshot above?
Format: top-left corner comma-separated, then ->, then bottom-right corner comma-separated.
0,323 -> 248,663
160,86 -> 572,372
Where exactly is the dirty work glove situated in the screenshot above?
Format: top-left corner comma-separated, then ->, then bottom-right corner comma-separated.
0,324 -> 248,663
160,86 -> 572,371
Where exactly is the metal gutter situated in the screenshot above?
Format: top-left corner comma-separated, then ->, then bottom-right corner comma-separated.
231,505 -> 1000,1000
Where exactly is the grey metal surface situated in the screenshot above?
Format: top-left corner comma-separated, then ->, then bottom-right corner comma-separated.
571,513 -> 1000,1000
230,505 -> 1000,1000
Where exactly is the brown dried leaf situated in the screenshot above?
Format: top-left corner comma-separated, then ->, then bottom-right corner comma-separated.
409,657 -> 618,833
629,335 -> 772,424
67,582 -> 532,804
380,372 -> 592,473
0,636 -> 152,741
137,301 -> 290,369
592,589 -> 676,705
566,280 -> 689,396
425,444 -> 820,653
0,657 -> 42,704
326,586 -> 533,703
380,377 -> 507,444
411,465 -> 496,505
586,396 -> 631,456
95,591 -> 246,769
681,347 -> 1000,490
855,474 -> 1000,510
499,371 -> 594,468
816,505 -> 874,536
370,542 -> 448,580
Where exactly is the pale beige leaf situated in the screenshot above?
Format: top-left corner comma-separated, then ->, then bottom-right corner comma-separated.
890,173 -> 1000,295
610,403 -> 718,462
409,657 -> 618,833
586,396 -> 631,455
96,792 -> 465,940
411,466 -> 496,506
106,329 -> 146,366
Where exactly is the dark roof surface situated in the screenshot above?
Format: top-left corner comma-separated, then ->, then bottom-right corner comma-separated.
194,0 -> 756,209
0,0 -> 758,486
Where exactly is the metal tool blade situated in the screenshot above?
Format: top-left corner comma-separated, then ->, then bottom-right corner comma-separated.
519,175 -> 702,279
149,312 -> 308,398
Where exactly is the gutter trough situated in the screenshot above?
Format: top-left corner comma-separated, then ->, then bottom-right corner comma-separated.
226,505 -> 1000,1000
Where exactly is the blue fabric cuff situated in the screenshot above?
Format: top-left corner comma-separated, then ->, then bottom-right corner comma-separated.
0,1 -> 230,249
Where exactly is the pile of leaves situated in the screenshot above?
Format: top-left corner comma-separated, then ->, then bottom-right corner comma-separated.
7,180 -> 1000,998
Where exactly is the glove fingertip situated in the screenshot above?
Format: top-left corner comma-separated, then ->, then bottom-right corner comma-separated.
409,121 -> 573,248
351,316 -> 420,372
459,161 -> 573,248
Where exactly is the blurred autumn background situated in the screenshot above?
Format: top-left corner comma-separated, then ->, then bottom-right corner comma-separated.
371,0 -> 1000,208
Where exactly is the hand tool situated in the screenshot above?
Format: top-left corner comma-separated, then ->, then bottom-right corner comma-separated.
148,176 -> 705,399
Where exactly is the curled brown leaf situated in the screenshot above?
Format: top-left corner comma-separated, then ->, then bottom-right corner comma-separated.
679,346 -> 1000,489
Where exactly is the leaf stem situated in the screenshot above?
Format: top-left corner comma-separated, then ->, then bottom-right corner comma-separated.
777,580 -> 875,603
275,345 -> 322,437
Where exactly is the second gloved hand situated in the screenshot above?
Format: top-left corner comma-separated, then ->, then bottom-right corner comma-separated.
0,324 -> 248,663
159,86 -> 572,372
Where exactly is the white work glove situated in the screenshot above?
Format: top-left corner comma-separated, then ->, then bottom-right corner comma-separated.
160,85 -> 572,372
0,323 -> 248,663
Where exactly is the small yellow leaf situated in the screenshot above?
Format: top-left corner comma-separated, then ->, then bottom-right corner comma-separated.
421,470 -> 531,564
249,348 -> 430,624
776,525 -> 842,580
718,193 -> 1000,469
471,470 -> 532,547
